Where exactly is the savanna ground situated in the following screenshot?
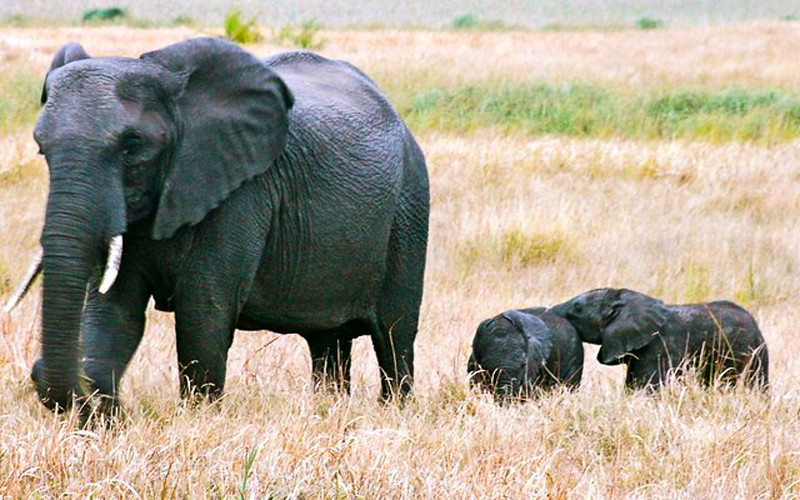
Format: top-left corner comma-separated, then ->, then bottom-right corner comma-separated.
1,19 -> 800,498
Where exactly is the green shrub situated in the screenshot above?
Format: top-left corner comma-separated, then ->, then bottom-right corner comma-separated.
453,14 -> 479,29
83,7 -> 127,22
170,14 -> 195,27
635,17 -> 664,30
276,20 -> 324,49
452,13 -> 511,30
500,229 -> 571,266
1,14 -> 32,27
458,228 -> 577,272
224,9 -> 262,44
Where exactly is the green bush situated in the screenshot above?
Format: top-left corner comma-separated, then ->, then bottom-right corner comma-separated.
452,14 -> 478,29
1,14 -> 32,27
170,14 -> 195,27
83,7 -> 127,22
635,17 -> 664,30
452,13 -> 511,30
224,9 -> 262,44
276,20 -> 324,49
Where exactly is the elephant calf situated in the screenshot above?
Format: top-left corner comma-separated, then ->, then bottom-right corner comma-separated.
468,307 -> 584,399
551,288 -> 769,391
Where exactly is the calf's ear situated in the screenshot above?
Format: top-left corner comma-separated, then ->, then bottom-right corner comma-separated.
502,310 -> 553,382
598,291 -> 668,365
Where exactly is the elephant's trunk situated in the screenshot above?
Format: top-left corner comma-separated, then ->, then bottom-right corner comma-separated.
39,209 -> 97,410
494,372 -> 522,402
37,161 -> 125,411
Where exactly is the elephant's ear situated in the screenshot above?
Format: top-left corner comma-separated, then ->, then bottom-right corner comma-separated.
502,310 -> 552,382
597,289 -> 668,365
141,38 -> 294,240
42,42 -> 91,103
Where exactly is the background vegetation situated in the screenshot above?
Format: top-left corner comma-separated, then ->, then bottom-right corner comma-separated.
1,0 -> 800,28
0,19 -> 799,498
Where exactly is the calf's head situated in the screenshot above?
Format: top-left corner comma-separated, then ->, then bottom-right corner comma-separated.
552,288 -> 668,365
468,310 -> 551,399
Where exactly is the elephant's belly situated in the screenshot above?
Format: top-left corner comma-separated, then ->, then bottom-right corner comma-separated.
235,308 -> 367,335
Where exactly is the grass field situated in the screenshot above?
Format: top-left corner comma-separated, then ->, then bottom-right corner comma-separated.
1,23 -> 799,497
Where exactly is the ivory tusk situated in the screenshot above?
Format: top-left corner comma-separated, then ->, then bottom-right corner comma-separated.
98,235 -> 123,295
3,247 -> 44,313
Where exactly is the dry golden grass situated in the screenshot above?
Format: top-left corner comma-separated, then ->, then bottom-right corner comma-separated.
3,21 -> 800,89
1,26 -> 799,497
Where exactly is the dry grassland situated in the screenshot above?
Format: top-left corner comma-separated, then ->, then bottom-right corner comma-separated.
0,24 -> 799,497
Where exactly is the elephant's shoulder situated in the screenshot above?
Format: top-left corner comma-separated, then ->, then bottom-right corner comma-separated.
264,51 -> 393,117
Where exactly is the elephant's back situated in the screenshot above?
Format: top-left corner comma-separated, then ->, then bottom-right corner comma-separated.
244,52 -> 411,324
264,51 -> 400,130
671,301 -> 765,352
703,301 -> 764,342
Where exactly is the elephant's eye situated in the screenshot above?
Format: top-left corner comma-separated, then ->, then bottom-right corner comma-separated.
604,306 -> 620,324
120,132 -> 142,164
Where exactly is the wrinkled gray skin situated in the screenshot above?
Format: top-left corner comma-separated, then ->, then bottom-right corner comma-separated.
468,307 -> 584,400
551,288 -> 769,392
29,38 -> 429,416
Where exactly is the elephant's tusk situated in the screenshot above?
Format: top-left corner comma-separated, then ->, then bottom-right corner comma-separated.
3,247 -> 44,313
98,235 -> 123,295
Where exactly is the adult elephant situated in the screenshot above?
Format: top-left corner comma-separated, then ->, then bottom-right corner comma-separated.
15,37 -> 429,415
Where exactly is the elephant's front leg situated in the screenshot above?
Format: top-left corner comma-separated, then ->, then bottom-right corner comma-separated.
624,356 -> 664,393
80,269 -> 150,416
173,289 -> 239,401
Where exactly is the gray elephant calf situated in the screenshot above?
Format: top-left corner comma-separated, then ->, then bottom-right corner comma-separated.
551,288 -> 769,391
468,307 -> 584,399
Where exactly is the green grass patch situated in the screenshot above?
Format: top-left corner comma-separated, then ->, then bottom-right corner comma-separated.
0,14 -> 33,27
82,7 -> 127,23
0,71 -> 41,134
635,17 -> 664,30
452,14 -> 514,31
682,261 -> 712,302
275,19 -> 325,49
223,8 -> 263,44
458,228 -> 578,274
391,82 -> 800,142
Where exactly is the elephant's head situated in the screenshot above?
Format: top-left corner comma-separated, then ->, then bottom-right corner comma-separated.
31,38 -> 293,411
552,288 -> 667,365
468,310 -> 552,400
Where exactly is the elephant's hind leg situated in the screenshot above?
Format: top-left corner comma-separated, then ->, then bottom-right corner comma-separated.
303,329 -> 354,393
372,190 -> 428,400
